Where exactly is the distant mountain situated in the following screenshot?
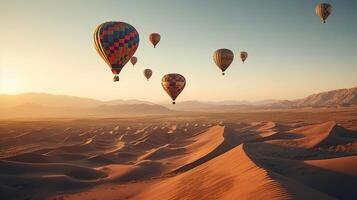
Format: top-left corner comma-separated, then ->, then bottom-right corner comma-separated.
0,93 -> 152,108
105,99 -> 154,105
0,86 -> 356,117
0,103 -> 172,118
0,93 -> 172,118
293,87 -> 357,107
0,93 -> 102,108
268,87 -> 357,108
163,101 -> 216,111
249,99 -> 282,105
161,100 -> 282,111
161,87 -> 357,111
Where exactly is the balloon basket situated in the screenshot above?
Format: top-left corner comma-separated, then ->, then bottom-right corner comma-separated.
113,75 -> 119,82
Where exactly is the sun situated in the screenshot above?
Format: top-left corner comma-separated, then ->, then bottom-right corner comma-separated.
0,76 -> 21,94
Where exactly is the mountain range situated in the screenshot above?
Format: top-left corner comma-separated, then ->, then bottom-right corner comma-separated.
0,93 -> 153,108
0,87 -> 356,118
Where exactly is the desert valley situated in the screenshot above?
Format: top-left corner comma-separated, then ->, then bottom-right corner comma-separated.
0,87 -> 356,200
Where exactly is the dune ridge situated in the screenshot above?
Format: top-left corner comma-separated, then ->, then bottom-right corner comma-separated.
0,114 -> 356,200
131,145 -> 293,200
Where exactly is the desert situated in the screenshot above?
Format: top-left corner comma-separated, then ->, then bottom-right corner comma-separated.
0,104 -> 356,199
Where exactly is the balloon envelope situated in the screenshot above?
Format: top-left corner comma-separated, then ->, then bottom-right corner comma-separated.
130,56 -> 138,66
315,3 -> 332,23
213,49 -> 234,75
144,69 -> 152,80
161,73 -> 186,104
94,21 -> 139,81
149,33 -> 161,48
240,51 -> 248,63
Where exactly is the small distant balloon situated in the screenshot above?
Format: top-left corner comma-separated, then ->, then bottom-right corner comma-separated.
213,49 -> 234,75
130,57 -> 138,66
240,51 -> 248,63
149,33 -> 161,48
161,73 -> 186,104
94,21 -> 139,82
144,69 -> 152,80
315,3 -> 332,23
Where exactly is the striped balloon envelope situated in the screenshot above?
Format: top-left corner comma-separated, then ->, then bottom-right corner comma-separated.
94,21 -> 139,82
315,3 -> 332,23
213,49 -> 234,75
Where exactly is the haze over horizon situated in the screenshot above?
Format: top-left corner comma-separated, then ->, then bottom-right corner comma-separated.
1,0 -> 357,102
1,85 -> 356,104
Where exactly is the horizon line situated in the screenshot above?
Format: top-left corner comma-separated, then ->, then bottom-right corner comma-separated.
1,85 -> 356,103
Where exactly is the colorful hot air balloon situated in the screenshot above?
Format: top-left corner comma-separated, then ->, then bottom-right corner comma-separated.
315,3 -> 332,23
240,51 -> 248,63
213,49 -> 234,75
144,69 -> 152,80
149,33 -> 161,48
94,21 -> 139,82
161,74 -> 186,104
130,56 -> 138,66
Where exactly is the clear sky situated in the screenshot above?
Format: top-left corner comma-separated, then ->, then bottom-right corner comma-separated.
1,0 -> 356,102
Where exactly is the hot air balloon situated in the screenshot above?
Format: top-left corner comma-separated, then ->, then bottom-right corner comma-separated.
130,56 -> 138,66
144,69 -> 152,80
94,21 -> 139,82
240,51 -> 248,63
149,33 -> 161,48
315,3 -> 332,23
213,49 -> 234,75
161,74 -> 186,104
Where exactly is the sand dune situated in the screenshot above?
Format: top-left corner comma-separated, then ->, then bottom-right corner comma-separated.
171,126 -> 225,169
305,156 -> 357,176
263,121 -> 357,149
99,160 -> 163,183
59,145 -> 333,200
0,160 -> 106,180
133,145 -> 292,200
0,110 -> 356,200
245,142 -> 357,200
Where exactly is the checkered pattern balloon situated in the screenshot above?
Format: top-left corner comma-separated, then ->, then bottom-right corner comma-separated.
94,21 -> 139,75
144,69 -> 153,80
161,74 -> 186,103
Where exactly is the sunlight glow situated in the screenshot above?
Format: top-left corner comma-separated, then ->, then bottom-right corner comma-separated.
0,76 -> 21,94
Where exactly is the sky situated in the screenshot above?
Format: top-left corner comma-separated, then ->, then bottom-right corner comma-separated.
0,0 -> 356,102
